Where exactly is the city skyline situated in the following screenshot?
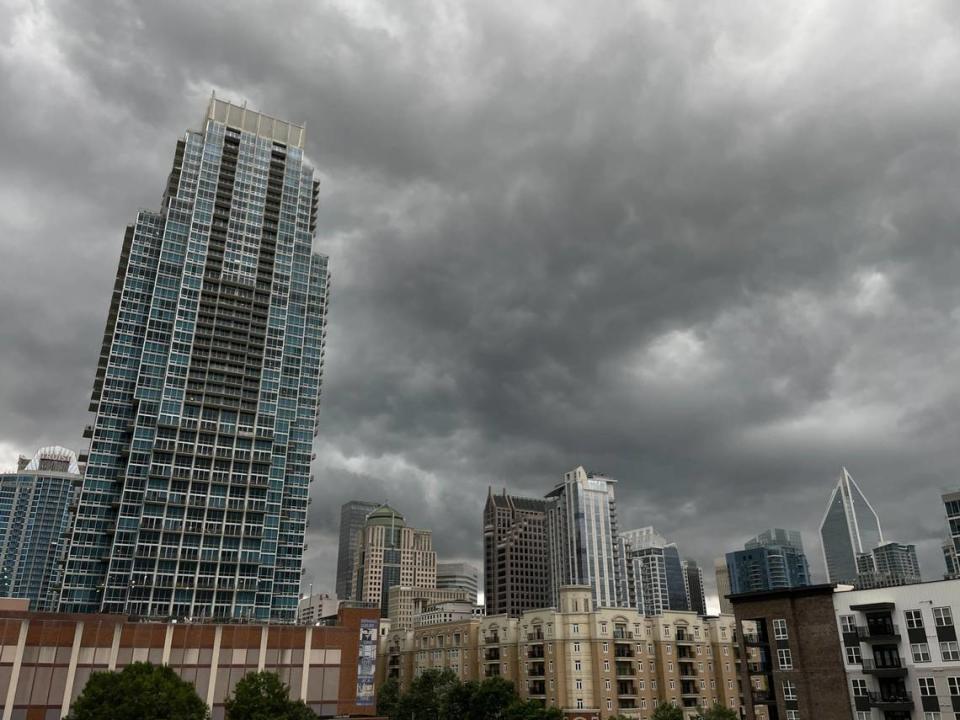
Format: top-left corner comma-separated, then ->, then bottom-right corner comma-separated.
4,1 -> 960,611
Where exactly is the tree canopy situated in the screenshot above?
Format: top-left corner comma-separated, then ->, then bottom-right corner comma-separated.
379,670 -> 561,720
66,662 -> 209,720
224,671 -> 316,720
697,703 -> 739,720
651,703 -> 685,720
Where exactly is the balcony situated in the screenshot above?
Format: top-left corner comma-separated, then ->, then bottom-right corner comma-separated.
527,680 -> 546,697
613,630 -> 634,640
527,645 -> 544,659
751,691 -> 774,705
616,662 -> 634,677
528,662 -> 545,677
675,631 -> 695,645
614,646 -> 635,659
527,631 -> 545,642
861,658 -> 907,678
485,648 -> 501,661
857,624 -> 900,643
617,681 -> 637,697
867,691 -> 913,711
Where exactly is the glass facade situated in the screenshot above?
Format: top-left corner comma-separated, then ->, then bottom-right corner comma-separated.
819,469 -> 883,585
726,528 -> 811,594
546,467 -> 620,608
59,98 -> 330,621
0,448 -> 81,611
335,501 -> 378,600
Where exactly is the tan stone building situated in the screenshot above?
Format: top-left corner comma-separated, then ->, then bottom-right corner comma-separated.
378,585 -> 743,720
353,505 -> 436,618
386,586 -> 471,631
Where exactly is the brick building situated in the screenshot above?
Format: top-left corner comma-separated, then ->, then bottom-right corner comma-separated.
0,607 -> 380,720
730,584 -> 852,720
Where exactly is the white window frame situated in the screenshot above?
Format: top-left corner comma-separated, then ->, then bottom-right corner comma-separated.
905,609 -> 924,629
777,648 -> 793,670
845,645 -> 862,665
941,641 -> 960,662
913,643 -> 932,663
840,614 -> 857,633
919,677 -> 937,697
852,678 -> 868,697
934,607 -> 954,627
783,679 -> 797,700
773,618 -> 788,640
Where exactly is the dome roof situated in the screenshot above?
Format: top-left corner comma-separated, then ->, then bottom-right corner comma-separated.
365,504 -> 405,527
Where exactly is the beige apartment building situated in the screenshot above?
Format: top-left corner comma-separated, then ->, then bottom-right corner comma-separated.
378,585 -> 743,720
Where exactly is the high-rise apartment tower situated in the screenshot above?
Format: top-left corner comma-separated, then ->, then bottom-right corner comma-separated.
725,528 -> 811,594
943,490 -> 960,579
545,467 -> 620,608
0,448 -> 81,610
59,98 -> 331,621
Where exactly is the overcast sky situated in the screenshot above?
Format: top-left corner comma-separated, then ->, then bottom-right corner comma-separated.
2,0 -> 960,607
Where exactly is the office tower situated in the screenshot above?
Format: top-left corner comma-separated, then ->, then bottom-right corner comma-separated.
682,559 -> 707,615
0,447 -> 81,610
943,491 -> 960,579
620,526 -> 692,615
545,466 -> 620,608
725,528 -> 811,594
483,489 -> 550,616
387,586 -> 471,631
436,562 -> 479,603
336,500 -> 378,600
854,541 -> 921,589
715,557 -> 733,614
819,468 -> 883,584
59,98 -> 331,621
354,505 -> 435,616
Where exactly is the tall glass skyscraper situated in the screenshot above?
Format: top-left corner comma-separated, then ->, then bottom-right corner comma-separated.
59,98 -> 331,621
819,468 -> 883,585
335,500 -> 379,600
0,448 -> 81,610
546,467 -> 620,608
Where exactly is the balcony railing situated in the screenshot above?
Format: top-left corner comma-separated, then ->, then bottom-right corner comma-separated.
527,631 -> 544,642
857,624 -> 900,641
867,691 -> 913,710
861,658 -> 906,676
613,630 -> 634,640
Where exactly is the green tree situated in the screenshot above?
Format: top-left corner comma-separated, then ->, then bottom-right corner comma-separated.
651,703 -> 684,720
394,668 -> 459,720
377,676 -> 402,718
66,662 -> 209,720
698,703 -> 739,720
469,677 -> 518,720
503,699 -> 563,720
224,671 -> 315,720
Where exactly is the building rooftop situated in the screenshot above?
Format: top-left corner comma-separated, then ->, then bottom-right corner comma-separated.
365,504 -> 405,527
205,95 -> 306,149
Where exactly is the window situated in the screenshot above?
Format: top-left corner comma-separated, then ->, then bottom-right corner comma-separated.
840,615 -> 857,633
604,660 -> 610,671
923,713 -> 941,720
919,677 -> 937,697
786,711 -> 799,720
607,699 -> 612,711
935,607 -> 955,627
572,624 -> 580,634
574,660 -> 581,672
773,618 -> 788,640
605,679 -> 611,690
601,622 -> 607,634
949,676 -> 960,696
783,680 -> 797,700
852,678 -> 868,697
942,641 -> 960,661
668,662 -> 674,672
913,643 -> 932,663
856,713 -> 871,720
845,645 -> 862,665
574,642 -> 581,654
576,699 -> 584,709
603,642 -> 608,653
576,679 -> 582,690
906,609 -> 924,629
670,680 -> 676,690
777,648 -> 793,669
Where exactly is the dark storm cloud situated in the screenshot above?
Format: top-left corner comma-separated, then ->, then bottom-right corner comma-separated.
3,0 -> 960,603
